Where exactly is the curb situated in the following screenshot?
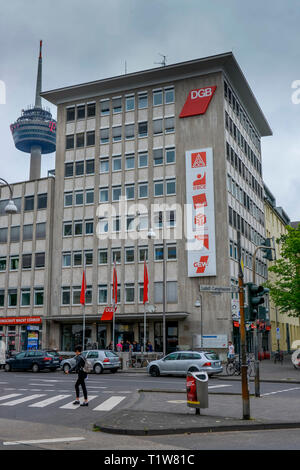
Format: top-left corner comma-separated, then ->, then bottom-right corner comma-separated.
94,421 -> 300,437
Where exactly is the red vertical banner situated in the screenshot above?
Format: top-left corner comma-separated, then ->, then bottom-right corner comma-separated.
80,270 -> 86,305
143,260 -> 149,304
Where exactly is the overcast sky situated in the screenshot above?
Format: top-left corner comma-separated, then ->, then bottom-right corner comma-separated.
0,0 -> 299,220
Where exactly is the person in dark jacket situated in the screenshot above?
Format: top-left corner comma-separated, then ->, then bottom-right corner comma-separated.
65,345 -> 88,407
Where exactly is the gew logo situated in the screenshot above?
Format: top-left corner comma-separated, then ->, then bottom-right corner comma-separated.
0,81 -> 6,104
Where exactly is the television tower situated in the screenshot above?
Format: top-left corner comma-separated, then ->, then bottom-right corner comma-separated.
10,41 -> 56,180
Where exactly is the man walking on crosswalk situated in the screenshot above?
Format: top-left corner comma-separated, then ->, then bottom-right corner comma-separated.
65,345 -> 88,407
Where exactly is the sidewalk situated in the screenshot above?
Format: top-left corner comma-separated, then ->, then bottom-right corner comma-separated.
95,358 -> 300,436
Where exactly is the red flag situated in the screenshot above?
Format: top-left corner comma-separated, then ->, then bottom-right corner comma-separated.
143,260 -> 149,304
80,270 -> 86,305
112,261 -> 118,310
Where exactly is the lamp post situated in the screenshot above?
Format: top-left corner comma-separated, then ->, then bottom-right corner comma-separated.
0,178 -> 18,214
148,228 -> 166,357
194,289 -> 203,348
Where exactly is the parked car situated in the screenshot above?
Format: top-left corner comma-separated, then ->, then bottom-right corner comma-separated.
147,350 -> 223,377
60,350 -> 121,374
4,350 -> 61,372
46,350 -> 63,365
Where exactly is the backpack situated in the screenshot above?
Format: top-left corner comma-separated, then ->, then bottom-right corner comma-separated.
83,357 -> 92,374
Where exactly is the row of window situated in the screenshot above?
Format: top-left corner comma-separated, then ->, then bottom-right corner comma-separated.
227,174 -> 264,226
62,244 -> 177,268
0,194 -> 47,217
66,87 -> 175,122
65,117 -> 175,150
0,223 -> 46,244
229,240 -> 267,277
63,219 -> 94,237
225,111 -> 262,176
0,253 -> 45,271
64,148 -> 176,178
228,206 -> 265,246
224,81 -> 261,151
226,142 -> 263,201
0,288 -> 44,307
61,279 -> 178,306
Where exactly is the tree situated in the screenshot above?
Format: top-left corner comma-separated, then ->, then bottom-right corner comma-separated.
265,224 -> 300,318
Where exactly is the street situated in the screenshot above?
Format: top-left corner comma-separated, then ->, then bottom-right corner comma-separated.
0,369 -> 299,450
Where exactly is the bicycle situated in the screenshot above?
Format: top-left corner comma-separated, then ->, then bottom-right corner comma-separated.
226,355 -> 255,377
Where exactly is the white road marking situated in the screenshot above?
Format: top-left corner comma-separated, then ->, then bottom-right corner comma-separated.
167,400 -> 186,404
0,394 -> 22,402
0,394 -> 45,406
59,395 -> 98,409
93,396 -> 126,411
261,387 -> 300,397
3,437 -> 85,446
208,385 -> 232,389
29,384 -> 55,387
29,395 -> 71,408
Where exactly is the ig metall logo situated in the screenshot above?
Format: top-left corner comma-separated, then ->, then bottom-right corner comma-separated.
0,80 -> 6,104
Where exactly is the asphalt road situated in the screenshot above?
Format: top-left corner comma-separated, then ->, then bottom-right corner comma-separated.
0,369 -> 299,450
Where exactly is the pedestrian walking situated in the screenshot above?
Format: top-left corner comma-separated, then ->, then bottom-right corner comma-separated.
116,341 -> 123,352
65,345 -> 89,407
227,341 -> 235,361
106,341 -> 113,350
146,341 -> 153,352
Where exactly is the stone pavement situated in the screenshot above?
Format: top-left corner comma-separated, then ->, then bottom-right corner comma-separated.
95,357 -> 300,436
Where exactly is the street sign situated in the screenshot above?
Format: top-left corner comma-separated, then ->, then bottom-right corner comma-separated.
276,327 -> 280,340
200,285 -> 239,293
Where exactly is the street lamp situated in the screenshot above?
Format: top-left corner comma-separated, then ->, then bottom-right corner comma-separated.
0,178 -> 17,215
194,291 -> 203,348
147,228 -> 166,356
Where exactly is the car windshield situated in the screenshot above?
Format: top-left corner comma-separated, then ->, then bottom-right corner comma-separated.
105,351 -> 119,357
205,353 -> 219,360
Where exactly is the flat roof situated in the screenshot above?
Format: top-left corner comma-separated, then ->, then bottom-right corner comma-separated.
41,52 -> 272,137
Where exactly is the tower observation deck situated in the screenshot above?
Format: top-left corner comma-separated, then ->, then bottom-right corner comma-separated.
10,41 -> 56,180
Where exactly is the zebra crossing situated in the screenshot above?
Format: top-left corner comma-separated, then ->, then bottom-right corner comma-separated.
0,390 -> 127,412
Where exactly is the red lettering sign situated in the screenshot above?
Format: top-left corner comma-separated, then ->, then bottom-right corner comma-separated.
193,256 -> 209,274
0,316 -> 42,325
180,86 -> 217,118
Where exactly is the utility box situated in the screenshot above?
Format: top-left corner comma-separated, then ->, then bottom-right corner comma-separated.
186,371 -> 209,414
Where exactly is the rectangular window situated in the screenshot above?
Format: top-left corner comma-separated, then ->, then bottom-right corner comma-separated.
77,105 -> 85,120
66,107 -> 75,122
138,214 -> 148,231
73,251 -> 82,266
138,121 -> 148,138
153,89 -> 163,106
112,97 -> 122,114
85,220 -> 94,235
153,148 -> 163,166
126,215 -> 135,231
153,119 -> 163,135
36,222 -> 46,239
66,135 -> 74,150
125,248 -> 135,263
100,157 -> 109,173
165,116 -> 175,133
100,99 -> 110,116
112,156 -> 122,171
62,252 -> 71,267
99,249 -> 108,265
138,246 -> 148,262
86,159 -> 95,174
167,244 -> 177,260
0,290 -> 4,307
125,154 -> 135,169
165,87 -> 175,104
138,182 -> 148,198
74,221 -> 83,236
34,288 -> 44,306
167,281 -> 178,303
112,126 -> 122,142
21,288 -> 31,306
75,190 -> 84,206
111,248 -> 121,264
10,226 -> 20,243
100,128 -> 109,144
0,228 -> 8,243
62,287 -> 70,305
125,184 -> 135,200
154,211 -> 163,229
65,162 -> 74,177
72,287 -> 81,305
75,161 -> 84,176
125,95 -> 135,112
24,195 -> 34,211
8,289 -> 17,307
98,285 -> 108,304
138,92 -> 148,109
138,152 -> 148,168
166,178 -> 176,195
154,180 -> 164,197
10,256 -> 19,271
85,189 -> 94,204
125,123 -> 135,140
112,186 -> 122,201
37,193 -> 47,209
125,284 -> 135,303
98,219 -> 108,234
154,245 -> 164,261
0,257 -> 6,271
35,252 -> 45,268
166,210 -> 176,228
87,102 -> 96,117
22,254 -> 32,269
76,133 -> 85,148
166,147 -> 175,164
112,217 -> 120,233
99,187 -> 109,203
63,222 -> 72,237
86,131 -> 95,146
85,250 -> 93,266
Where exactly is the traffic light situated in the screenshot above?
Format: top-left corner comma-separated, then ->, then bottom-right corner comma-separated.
246,283 -> 270,321
261,238 -> 274,261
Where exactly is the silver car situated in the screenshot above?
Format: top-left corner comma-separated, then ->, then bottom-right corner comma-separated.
147,351 -> 223,377
61,350 -> 121,374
